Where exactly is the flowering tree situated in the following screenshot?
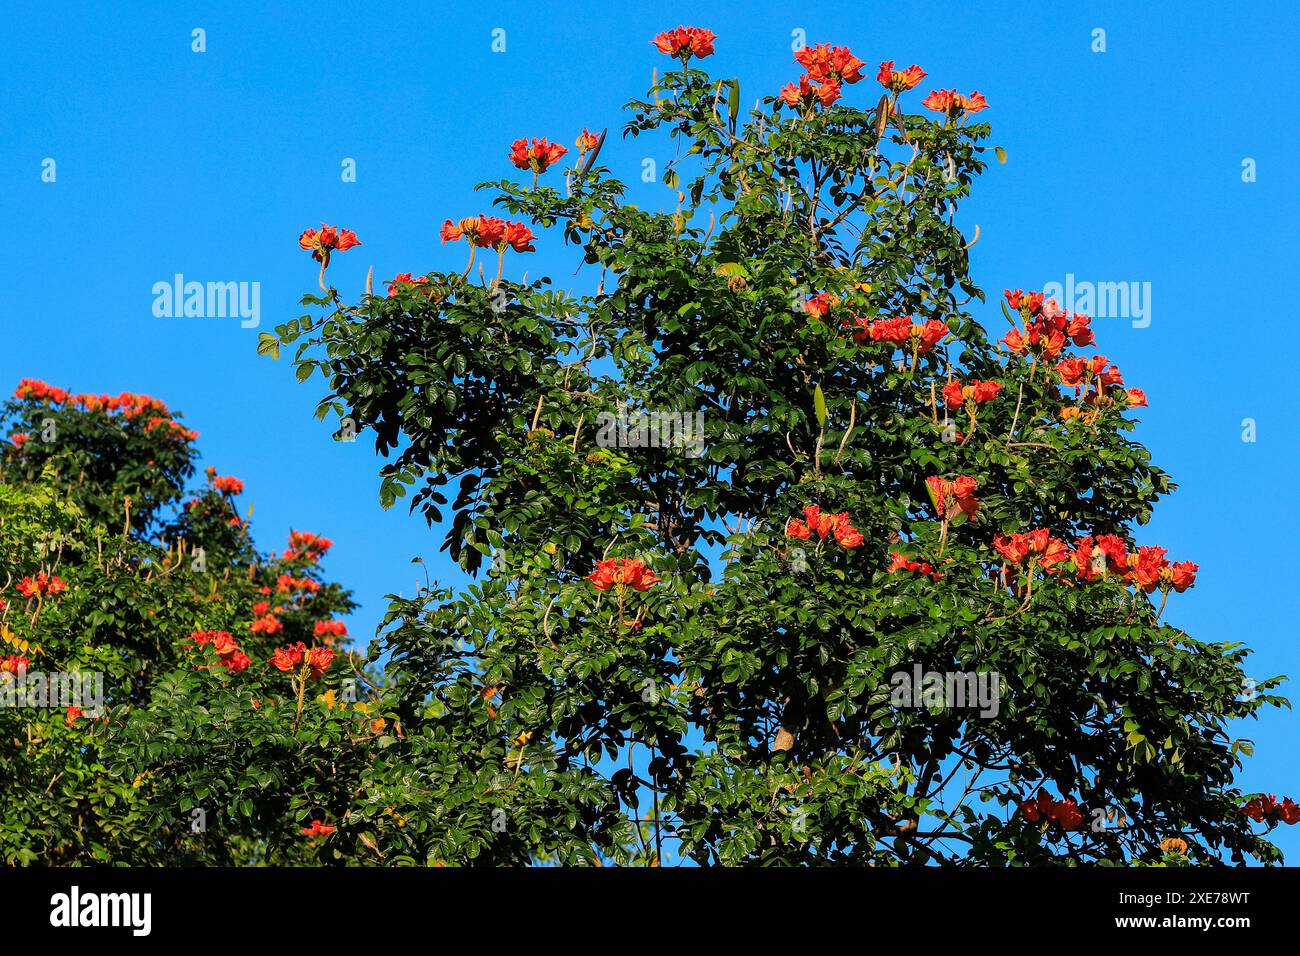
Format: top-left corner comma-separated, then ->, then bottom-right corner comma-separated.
0,382 -> 364,864
205,28 -> 1295,866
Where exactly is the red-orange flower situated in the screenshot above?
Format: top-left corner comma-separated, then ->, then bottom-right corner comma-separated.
387,273 -> 437,298
587,558 -> 662,591
1243,795 -> 1300,826
652,26 -> 716,61
1166,560 -> 1198,593
298,223 -> 361,264
927,475 -> 980,519
922,89 -> 988,116
796,506 -> 863,548
307,646 -> 334,680
780,74 -> 841,109
576,128 -> 601,154
503,221 -> 536,253
284,530 -> 333,561
887,552 -> 944,582
509,137 -> 568,174
16,573 -> 66,599
190,629 -> 251,673
251,613 -> 284,636
269,642 -> 306,672
941,379 -> 1001,408
876,61 -> 926,93
795,43 -> 865,85
1020,790 -> 1084,830
302,819 -> 335,838
993,529 -> 1069,572
212,474 -> 244,495
314,619 -> 348,639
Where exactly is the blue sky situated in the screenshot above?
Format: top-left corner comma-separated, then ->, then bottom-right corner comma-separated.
2,0 -> 1296,860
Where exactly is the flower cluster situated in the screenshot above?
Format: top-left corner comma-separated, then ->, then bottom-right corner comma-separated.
298,223 -> 361,264
779,43 -> 866,109
942,379 -> 1001,409
16,573 -> 66,599
1070,535 -> 1197,594
587,558 -> 662,592
190,629 -> 251,674
786,505 -> 864,548
509,137 -> 567,175
1160,836 -> 1189,856
250,612 -> 284,636
270,642 -> 334,680
887,552 -> 944,582
211,473 -> 244,496
859,316 -> 949,361
651,25 -> 716,62
877,60 -> 926,94
301,819 -> 335,838
439,215 -> 536,253
284,530 -> 333,562
1001,290 -> 1092,361
313,619 -> 347,641
274,574 -> 321,596
926,476 -> 980,519
1020,790 -> 1085,830
1,655 -> 30,675
145,417 -> 199,442
1242,794 -> 1300,825
10,381 -> 195,442
921,89 -> 989,118
386,273 -> 444,302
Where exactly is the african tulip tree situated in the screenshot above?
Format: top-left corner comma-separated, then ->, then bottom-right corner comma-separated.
0,382 -> 362,864
264,28 -> 1289,865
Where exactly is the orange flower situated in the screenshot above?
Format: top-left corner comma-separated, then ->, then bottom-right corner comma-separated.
941,379 -> 1001,407
509,137 -> 568,174
780,74 -> 841,109
796,506 -> 863,548
298,223 -> 361,264
576,128 -> 601,154
922,89 -> 988,116
269,642 -> 307,672
993,529 -> 1069,571
503,221 -> 536,253
876,61 -> 926,93
888,552 -> 944,582
306,646 -> 334,680
301,819 -> 335,838
651,26 -> 716,61
1160,837 -> 1188,855
16,573 -> 66,599
587,558 -> 662,591
927,476 -> 980,518
794,43 -> 865,85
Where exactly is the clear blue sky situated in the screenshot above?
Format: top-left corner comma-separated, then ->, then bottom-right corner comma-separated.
3,0 -> 1296,860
